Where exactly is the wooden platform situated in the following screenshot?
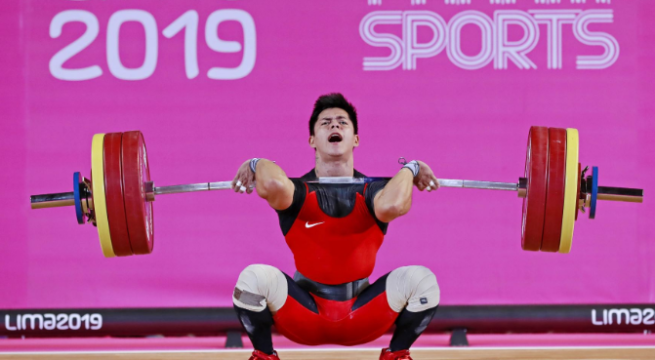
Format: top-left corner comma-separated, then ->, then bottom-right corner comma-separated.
1,347 -> 655,360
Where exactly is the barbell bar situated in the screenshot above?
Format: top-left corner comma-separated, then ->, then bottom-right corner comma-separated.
30,178 -> 642,208
28,128 -> 643,257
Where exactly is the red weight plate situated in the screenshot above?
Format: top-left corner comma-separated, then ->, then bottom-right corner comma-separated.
541,128 -> 566,252
521,126 -> 549,251
122,131 -> 154,255
103,132 -> 133,256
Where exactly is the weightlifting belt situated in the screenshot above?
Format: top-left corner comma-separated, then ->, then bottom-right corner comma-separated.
294,271 -> 370,301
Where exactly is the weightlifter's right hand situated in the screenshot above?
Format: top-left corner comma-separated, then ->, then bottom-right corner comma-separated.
232,159 -> 256,194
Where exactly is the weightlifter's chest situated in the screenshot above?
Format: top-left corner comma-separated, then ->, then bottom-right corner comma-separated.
287,186 -> 380,244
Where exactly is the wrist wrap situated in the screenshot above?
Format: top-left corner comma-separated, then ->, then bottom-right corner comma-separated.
402,160 -> 420,177
250,158 -> 261,173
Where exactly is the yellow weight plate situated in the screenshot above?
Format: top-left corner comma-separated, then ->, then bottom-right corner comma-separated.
91,134 -> 116,258
559,128 -> 579,253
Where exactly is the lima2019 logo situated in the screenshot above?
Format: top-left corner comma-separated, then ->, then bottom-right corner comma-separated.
360,2 -> 618,71
4,313 -> 103,331
592,308 -> 655,326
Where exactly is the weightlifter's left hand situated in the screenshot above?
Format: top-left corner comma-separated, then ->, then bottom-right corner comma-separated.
414,160 -> 439,192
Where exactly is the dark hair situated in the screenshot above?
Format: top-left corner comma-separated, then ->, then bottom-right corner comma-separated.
309,93 -> 358,136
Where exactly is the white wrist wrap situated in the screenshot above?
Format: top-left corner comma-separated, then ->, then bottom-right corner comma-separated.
402,160 -> 420,177
249,158 -> 261,173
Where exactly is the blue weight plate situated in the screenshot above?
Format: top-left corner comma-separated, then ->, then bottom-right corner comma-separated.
590,166 -> 599,219
73,172 -> 85,225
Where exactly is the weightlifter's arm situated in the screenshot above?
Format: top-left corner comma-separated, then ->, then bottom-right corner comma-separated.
373,160 -> 439,223
232,159 -> 294,210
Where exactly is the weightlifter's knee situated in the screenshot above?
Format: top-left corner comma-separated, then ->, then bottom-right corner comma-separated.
386,265 -> 440,313
233,264 -> 288,313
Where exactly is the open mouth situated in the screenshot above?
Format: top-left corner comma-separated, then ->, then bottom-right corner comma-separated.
328,133 -> 343,143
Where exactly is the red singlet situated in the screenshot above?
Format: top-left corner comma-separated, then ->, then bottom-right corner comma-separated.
276,169 -> 389,285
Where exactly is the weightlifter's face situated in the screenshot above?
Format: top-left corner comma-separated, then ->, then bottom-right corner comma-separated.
310,108 -> 359,158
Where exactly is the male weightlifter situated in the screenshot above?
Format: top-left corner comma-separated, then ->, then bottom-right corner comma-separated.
231,93 -> 441,360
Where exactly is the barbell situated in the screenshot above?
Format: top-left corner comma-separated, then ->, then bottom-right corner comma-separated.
29,127 -> 643,258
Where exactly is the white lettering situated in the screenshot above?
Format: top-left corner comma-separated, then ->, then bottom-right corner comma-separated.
361,9 -> 619,71
90,313 -> 103,330
573,10 -> 619,69
205,9 -> 257,80
630,308 -> 643,325
644,309 -> 655,325
447,11 -> 495,70
162,10 -> 200,79
494,10 -> 539,69
4,315 -> 17,331
21,314 -> 44,330
68,314 -> 81,330
49,10 -> 102,81
359,11 -> 404,71
56,314 -> 68,330
107,10 -> 159,80
81,313 -> 90,329
592,308 -> 655,326
591,309 -> 604,326
43,314 -> 56,330
608,309 -> 631,325
529,10 -> 578,69
4,313 -> 105,331
50,9 -> 257,81
402,11 -> 448,70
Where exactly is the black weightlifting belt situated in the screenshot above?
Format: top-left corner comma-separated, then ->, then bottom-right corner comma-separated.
293,272 -> 369,301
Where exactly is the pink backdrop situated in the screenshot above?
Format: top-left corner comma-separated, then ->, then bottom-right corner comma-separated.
0,0 -> 653,309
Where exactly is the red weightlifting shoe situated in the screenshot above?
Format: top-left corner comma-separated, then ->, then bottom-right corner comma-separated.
379,348 -> 412,360
249,350 -> 280,360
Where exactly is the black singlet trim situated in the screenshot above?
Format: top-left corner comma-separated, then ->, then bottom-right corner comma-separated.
276,169 -> 389,235
284,273 -> 318,314
351,273 -> 390,312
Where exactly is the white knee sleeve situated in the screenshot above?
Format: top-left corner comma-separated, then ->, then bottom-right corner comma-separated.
386,265 -> 440,313
233,264 -> 288,313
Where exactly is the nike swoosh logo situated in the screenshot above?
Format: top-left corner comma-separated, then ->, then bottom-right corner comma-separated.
305,221 -> 325,229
